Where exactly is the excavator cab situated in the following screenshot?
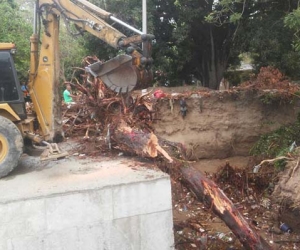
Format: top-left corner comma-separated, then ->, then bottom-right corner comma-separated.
0,43 -> 27,178
0,44 -> 27,120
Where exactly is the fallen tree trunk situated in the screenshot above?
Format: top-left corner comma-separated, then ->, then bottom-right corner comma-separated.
111,123 -> 273,250
180,166 -> 272,250
113,121 -> 173,163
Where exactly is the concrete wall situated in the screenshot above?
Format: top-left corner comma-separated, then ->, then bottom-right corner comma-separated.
0,157 -> 174,250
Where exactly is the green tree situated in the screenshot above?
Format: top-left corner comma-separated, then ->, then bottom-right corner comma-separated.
1,0 -> 92,82
83,0 -> 149,61
284,6 -> 300,79
58,25 -> 90,81
0,0 -> 32,81
231,0 -> 300,79
151,0 -> 300,87
150,0 -> 243,89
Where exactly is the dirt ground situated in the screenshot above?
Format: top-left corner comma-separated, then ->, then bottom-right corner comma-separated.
151,87 -> 300,159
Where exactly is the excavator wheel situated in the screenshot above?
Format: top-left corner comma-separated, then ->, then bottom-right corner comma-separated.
0,116 -> 23,178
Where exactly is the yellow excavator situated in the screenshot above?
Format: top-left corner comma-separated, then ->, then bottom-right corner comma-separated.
0,0 -> 154,178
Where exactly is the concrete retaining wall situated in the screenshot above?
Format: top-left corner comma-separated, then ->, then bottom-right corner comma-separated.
0,157 -> 174,250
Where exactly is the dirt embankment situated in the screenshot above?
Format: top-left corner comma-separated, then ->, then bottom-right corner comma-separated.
153,89 -> 300,160
148,87 -> 300,249
273,152 -> 300,233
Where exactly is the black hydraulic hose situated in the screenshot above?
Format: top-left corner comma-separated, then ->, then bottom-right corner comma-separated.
56,0 -> 94,25
39,1 -> 87,36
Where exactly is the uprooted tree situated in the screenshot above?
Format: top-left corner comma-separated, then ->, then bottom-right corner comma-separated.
59,56 -> 275,249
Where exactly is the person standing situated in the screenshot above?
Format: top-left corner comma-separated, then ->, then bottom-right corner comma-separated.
21,82 -> 30,102
63,83 -> 76,104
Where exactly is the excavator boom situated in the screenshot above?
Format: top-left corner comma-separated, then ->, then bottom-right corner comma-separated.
34,0 -> 153,90
29,0 -> 154,141
1,0 -> 154,176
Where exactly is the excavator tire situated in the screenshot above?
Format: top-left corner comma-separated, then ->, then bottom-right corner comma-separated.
0,116 -> 23,178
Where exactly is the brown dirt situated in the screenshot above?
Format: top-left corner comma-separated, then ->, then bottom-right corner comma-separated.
152,88 -> 300,159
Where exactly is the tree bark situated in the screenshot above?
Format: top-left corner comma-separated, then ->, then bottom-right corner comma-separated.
194,22 -> 234,90
112,121 -> 173,163
180,166 -> 273,250
111,124 -> 273,250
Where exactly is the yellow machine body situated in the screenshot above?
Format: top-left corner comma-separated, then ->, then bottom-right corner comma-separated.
0,0 -> 153,177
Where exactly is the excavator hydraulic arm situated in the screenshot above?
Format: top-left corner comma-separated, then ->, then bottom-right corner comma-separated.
33,0 -> 154,92
28,0 -> 154,142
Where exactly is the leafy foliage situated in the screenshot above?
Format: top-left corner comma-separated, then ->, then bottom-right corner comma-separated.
1,0 -> 93,82
150,0 -> 240,89
284,7 -> 300,51
58,26 -> 90,81
250,116 -> 300,160
229,0 -> 300,79
0,0 -> 32,81
205,0 -> 244,25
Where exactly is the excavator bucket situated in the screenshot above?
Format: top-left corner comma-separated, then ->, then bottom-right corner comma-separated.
86,55 -> 139,93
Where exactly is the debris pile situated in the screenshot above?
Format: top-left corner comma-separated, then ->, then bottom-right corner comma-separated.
59,61 -> 300,249
238,66 -> 300,98
62,56 -> 156,151
61,57 -> 210,156
172,162 -> 300,249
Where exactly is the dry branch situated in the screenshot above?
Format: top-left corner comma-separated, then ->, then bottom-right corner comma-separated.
258,156 -> 293,166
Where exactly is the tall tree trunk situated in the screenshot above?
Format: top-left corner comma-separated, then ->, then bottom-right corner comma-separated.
208,26 -> 219,89
197,24 -> 233,90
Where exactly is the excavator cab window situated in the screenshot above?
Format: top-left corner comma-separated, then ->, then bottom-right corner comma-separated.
0,51 -> 20,102
0,50 -> 27,119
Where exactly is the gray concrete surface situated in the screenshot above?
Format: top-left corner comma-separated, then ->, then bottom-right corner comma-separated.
0,151 -> 174,250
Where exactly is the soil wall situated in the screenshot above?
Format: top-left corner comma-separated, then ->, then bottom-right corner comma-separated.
153,89 -> 300,159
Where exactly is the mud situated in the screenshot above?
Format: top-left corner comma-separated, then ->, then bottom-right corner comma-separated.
153,88 -> 300,160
